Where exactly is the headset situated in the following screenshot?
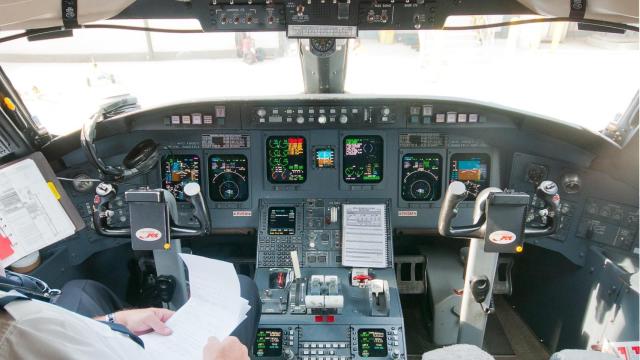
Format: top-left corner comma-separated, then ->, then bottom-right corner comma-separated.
80,113 -> 159,182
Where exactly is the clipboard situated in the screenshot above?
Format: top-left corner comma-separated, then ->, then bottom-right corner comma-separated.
0,152 -> 84,265
0,152 -> 84,232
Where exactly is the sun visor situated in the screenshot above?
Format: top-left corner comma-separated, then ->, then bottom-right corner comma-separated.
517,0 -> 639,24
0,0 -> 135,31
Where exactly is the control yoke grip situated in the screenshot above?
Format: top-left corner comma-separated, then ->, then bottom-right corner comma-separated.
524,180 -> 560,237
437,181 -> 484,238
93,182 -> 211,239
174,182 -> 212,236
437,180 -> 560,239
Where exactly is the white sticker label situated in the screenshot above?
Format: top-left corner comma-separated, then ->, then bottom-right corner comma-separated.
135,228 -> 163,242
398,210 -> 418,217
488,230 -> 517,244
232,211 -> 252,217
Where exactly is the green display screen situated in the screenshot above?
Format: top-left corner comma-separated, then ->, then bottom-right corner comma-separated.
266,136 -> 307,183
343,135 -> 383,183
254,328 -> 283,357
358,329 -> 388,357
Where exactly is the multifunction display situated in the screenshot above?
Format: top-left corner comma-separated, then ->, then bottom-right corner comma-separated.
161,154 -> 200,201
314,147 -> 335,168
401,153 -> 442,201
358,329 -> 388,357
208,155 -> 249,201
268,207 -> 296,235
343,135 -> 383,183
254,328 -> 283,357
266,136 -> 307,183
449,153 -> 491,201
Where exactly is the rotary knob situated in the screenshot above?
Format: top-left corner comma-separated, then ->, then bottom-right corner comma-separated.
257,108 -> 267,117
318,114 -> 327,124
339,114 -> 348,124
392,349 -> 401,359
296,115 -> 305,124
283,348 -> 295,360
382,106 -> 391,116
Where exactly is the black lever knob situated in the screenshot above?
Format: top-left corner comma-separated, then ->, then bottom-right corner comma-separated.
156,275 -> 177,304
470,275 -> 490,303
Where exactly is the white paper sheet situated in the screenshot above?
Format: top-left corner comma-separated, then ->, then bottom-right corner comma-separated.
141,254 -> 251,359
341,204 -> 388,268
0,159 -> 75,266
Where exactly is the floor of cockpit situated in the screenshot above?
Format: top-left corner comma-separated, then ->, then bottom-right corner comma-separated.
401,295 -> 511,357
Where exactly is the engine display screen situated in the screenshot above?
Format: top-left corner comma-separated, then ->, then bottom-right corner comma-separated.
449,153 -> 491,201
343,135 -> 383,183
358,329 -> 388,357
401,153 -> 442,201
161,155 -> 200,201
209,155 -> 249,202
254,328 -> 283,357
314,147 -> 335,168
268,207 -> 296,235
266,136 -> 307,184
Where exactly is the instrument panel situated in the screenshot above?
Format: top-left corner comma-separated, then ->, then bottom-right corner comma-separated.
53,97 -> 638,267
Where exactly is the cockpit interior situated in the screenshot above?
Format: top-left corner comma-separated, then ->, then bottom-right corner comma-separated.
0,0 -> 638,359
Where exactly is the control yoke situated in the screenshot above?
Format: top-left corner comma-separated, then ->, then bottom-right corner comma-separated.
438,180 -> 560,346
92,182 -> 211,242
438,180 -> 560,243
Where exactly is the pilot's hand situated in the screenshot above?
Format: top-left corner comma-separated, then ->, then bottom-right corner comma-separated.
203,336 -> 249,360
114,308 -> 175,336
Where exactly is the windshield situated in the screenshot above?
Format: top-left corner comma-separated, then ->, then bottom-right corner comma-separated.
1,17 -> 638,135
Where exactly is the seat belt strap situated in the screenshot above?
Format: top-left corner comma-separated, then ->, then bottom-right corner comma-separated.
0,293 -> 30,308
98,321 -> 146,348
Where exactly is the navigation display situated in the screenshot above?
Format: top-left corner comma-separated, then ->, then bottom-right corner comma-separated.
358,329 -> 388,357
343,135 -> 384,183
314,147 -> 335,168
449,153 -> 491,201
209,155 -> 249,202
268,207 -> 296,235
401,153 -> 442,201
266,136 -> 307,183
254,328 -> 283,357
161,155 -> 200,201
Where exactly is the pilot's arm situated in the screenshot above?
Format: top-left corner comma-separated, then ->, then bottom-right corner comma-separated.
94,307 -> 175,335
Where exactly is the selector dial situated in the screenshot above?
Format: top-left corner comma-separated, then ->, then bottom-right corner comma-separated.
318,114 -> 327,124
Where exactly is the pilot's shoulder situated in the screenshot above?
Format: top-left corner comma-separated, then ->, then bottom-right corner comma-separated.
0,291 -> 149,360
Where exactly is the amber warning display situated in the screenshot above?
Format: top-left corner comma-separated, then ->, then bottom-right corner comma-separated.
358,329 -> 388,357
254,328 -> 283,357
266,136 -> 307,184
